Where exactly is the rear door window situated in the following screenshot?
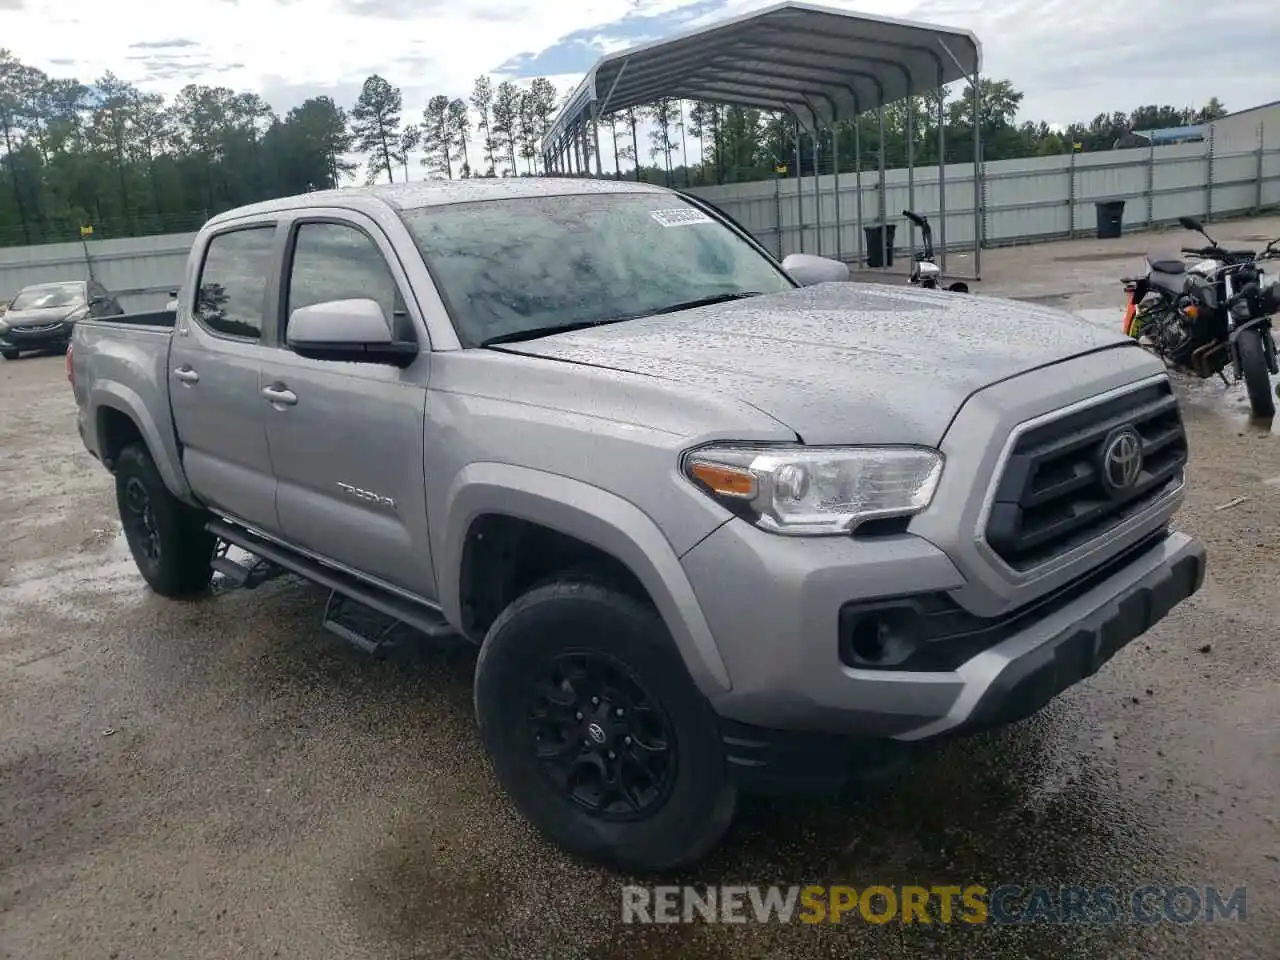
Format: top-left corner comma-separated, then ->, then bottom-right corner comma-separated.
194,226 -> 276,340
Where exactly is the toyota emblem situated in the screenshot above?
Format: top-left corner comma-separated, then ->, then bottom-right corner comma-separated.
1100,427 -> 1143,494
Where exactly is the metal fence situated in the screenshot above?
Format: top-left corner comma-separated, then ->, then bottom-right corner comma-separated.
0,231 -> 197,311
2,122 -> 1277,300
686,121 -> 1280,275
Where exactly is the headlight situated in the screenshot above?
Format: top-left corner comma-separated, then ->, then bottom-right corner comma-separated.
682,443 -> 944,535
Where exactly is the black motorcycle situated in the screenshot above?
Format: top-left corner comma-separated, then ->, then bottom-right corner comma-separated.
1122,216 -> 1279,418
902,210 -> 968,293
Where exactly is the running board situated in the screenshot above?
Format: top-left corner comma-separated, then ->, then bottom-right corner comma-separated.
211,543 -> 285,590
205,519 -> 457,646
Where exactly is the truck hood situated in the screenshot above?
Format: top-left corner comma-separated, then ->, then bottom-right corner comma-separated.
4,305 -> 82,327
493,283 -> 1134,445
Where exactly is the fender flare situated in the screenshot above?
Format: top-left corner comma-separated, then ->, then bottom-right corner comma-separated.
438,461 -> 732,695
91,382 -> 192,500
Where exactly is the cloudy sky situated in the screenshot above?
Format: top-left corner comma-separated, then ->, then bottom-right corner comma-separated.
0,0 -> 1262,150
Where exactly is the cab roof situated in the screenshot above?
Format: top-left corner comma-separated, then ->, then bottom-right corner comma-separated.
205,177 -> 672,228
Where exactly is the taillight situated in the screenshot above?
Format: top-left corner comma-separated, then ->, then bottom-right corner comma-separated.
66,342 -> 75,388
1122,300 -> 1137,337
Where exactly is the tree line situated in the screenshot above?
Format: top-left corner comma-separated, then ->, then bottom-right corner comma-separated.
0,46 -> 1232,247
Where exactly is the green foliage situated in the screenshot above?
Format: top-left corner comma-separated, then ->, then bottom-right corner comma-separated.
609,80 -> 1231,189
351,74 -> 403,185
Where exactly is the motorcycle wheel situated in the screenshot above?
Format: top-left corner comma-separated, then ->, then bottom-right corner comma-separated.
1236,328 -> 1276,418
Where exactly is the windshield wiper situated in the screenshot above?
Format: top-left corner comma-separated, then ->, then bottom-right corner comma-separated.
646,292 -> 765,315
479,318 -> 628,347
479,292 -> 766,347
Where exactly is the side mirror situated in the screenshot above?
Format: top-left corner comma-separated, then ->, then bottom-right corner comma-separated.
286,298 -> 418,367
89,295 -> 106,307
781,253 -> 850,287
1178,216 -> 1204,233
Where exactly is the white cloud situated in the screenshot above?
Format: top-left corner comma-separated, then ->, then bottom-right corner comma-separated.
0,0 -> 634,108
2,0 -> 1263,124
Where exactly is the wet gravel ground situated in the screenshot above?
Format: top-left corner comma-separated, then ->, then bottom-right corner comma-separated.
3,226 -> 1279,958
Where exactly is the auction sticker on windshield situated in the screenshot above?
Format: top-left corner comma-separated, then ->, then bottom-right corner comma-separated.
649,208 -> 714,227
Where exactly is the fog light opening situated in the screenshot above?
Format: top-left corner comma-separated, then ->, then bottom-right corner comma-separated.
849,616 -> 889,663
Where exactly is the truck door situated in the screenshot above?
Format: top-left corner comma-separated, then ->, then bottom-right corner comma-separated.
169,222 -> 281,534
258,212 -> 436,599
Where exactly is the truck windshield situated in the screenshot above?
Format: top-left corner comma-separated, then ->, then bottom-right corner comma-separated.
11,282 -> 84,310
400,193 -> 793,347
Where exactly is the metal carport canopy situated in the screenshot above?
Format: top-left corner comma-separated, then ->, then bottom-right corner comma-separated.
541,0 -> 981,161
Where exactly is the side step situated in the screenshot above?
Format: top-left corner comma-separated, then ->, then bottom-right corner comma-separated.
206,520 -> 457,653
211,541 -> 286,590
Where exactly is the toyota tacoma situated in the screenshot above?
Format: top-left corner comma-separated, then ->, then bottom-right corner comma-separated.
69,178 -> 1205,870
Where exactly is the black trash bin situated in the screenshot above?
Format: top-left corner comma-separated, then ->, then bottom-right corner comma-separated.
1096,200 -> 1125,239
864,223 -> 897,267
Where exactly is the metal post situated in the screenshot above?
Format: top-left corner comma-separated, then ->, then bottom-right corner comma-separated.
592,110 -> 604,177
1068,146 -> 1076,237
833,121 -> 842,262
774,172 -> 784,259
583,123 -> 594,178
906,94 -> 915,259
1256,122 -> 1266,214
794,118 -> 804,255
937,90 -> 947,275
1206,123 -> 1216,220
855,115 -> 864,268
1146,141 -> 1155,227
971,71 -> 983,277
81,236 -> 97,282
572,126 -> 582,175
813,128 -> 823,257
877,106 -> 887,270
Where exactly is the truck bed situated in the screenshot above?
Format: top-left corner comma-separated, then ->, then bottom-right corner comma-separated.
69,311 -> 189,500
93,308 -> 177,328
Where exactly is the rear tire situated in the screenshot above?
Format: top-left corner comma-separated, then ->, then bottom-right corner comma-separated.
1,349 -> 18,360
474,579 -> 737,871
1237,328 -> 1275,418
114,442 -> 216,597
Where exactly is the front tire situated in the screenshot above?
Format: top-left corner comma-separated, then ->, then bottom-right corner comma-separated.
114,443 -> 216,597
474,580 -> 737,871
1237,328 -> 1275,418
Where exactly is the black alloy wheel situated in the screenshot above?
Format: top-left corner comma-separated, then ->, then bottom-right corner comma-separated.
527,650 -> 676,820
121,475 -> 162,567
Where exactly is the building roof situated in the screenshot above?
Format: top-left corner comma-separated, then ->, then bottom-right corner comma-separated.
1131,124 -> 1208,144
541,0 -> 981,158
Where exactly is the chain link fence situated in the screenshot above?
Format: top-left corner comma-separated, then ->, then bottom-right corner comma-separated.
0,210 -> 211,249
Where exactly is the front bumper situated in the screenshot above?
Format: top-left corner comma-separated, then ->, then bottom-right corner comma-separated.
680,522 -> 1204,787
0,323 -> 72,352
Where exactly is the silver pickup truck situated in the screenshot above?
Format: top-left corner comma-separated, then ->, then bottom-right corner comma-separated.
70,178 -> 1205,870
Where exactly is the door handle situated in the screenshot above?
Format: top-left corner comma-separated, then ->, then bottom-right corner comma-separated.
173,366 -> 199,384
261,384 -> 297,406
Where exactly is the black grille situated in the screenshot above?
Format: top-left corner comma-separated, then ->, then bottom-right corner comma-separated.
11,321 -> 62,334
985,380 -> 1187,570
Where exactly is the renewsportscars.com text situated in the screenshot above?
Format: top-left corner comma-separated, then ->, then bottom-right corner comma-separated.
621,884 -> 1247,925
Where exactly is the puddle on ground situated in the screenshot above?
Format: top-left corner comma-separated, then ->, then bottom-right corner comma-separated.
0,531 -> 143,622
